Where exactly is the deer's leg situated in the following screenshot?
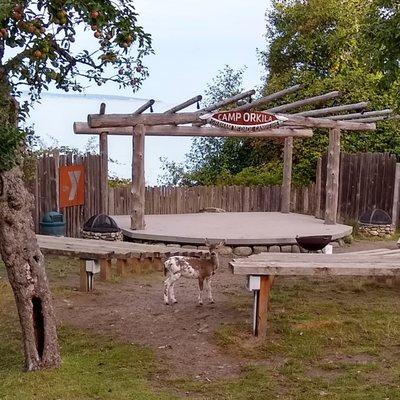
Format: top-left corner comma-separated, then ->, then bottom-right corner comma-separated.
169,274 -> 180,304
205,276 -> 214,303
164,271 -> 181,305
167,273 -> 180,304
164,275 -> 170,305
198,277 -> 204,305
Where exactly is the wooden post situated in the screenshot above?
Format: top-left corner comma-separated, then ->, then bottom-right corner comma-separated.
391,163 -> 400,229
99,132 -> 108,214
255,275 -> 273,337
131,124 -> 146,230
315,158 -> 322,218
325,128 -> 341,225
80,260 -> 89,292
116,258 -> 129,277
281,137 -> 293,213
99,259 -> 112,281
130,258 -> 142,274
99,103 -> 108,214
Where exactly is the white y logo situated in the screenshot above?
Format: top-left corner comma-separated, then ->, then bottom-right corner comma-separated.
68,171 -> 81,200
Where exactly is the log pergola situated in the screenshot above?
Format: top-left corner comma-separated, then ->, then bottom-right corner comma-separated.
74,86 -> 395,230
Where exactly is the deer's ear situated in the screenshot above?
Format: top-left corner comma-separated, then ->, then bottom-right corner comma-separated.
205,238 -> 210,246
217,240 -> 226,247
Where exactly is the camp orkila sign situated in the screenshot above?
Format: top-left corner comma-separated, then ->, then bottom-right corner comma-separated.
200,111 -> 287,132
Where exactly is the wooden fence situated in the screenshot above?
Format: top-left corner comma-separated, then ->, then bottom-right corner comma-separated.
28,152 -> 399,237
29,152 -> 103,237
317,152 -> 398,223
109,184 -> 317,216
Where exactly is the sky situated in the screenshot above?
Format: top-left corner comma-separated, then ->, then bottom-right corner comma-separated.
27,0 -> 270,185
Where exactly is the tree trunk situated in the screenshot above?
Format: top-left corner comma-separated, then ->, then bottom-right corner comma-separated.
0,167 -> 61,371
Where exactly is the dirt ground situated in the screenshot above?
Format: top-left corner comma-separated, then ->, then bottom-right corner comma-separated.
53,239 -> 399,381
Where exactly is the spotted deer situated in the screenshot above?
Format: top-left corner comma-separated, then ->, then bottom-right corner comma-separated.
163,239 -> 225,305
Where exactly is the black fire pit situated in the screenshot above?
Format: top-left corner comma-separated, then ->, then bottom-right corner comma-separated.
81,214 -> 123,241
296,235 -> 332,252
358,209 -> 394,237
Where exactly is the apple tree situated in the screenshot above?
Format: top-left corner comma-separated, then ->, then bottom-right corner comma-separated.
0,0 -> 152,371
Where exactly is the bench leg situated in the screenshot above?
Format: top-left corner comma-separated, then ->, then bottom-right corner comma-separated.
130,258 -> 141,274
255,275 -> 273,337
80,261 -> 88,292
152,258 -> 164,272
116,259 -> 129,277
100,259 -> 112,281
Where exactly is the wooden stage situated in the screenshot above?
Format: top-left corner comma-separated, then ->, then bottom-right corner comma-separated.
113,212 -> 352,246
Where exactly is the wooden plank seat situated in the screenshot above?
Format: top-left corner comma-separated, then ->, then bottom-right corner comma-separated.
229,249 -> 400,337
37,235 -> 208,292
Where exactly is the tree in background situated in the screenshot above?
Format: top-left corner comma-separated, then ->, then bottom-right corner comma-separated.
259,0 -> 399,183
0,1 -> 151,371
362,0 -> 399,83
160,65 -> 248,186
159,65 -> 284,186
161,0 -> 399,187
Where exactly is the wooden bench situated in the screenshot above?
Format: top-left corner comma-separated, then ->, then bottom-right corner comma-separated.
37,235 -> 208,292
229,249 -> 400,337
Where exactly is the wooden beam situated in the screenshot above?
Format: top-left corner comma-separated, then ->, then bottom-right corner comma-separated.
334,116 -> 388,123
74,122 -> 314,138
281,137 -> 293,213
282,115 -> 376,131
164,95 -> 202,114
87,108 -> 376,131
88,111 -> 201,128
325,128 -> 341,225
231,260 -> 400,276
293,102 -> 368,117
133,99 -> 155,115
99,103 -> 108,214
234,85 -> 301,112
131,124 -> 146,230
200,90 -> 256,112
329,109 -> 393,120
267,91 -> 341,113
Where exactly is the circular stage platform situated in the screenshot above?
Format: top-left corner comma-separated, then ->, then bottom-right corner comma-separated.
113,212 -> 352,246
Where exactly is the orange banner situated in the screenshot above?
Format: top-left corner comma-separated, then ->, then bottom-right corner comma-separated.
59,165 -> 85,208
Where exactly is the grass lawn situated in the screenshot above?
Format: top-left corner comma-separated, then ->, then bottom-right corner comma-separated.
0,276 -> 175,400
210,276 -> 400,399
1,248 -> 400,399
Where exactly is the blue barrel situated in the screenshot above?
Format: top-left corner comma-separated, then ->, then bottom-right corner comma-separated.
40,211 -> 66,236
